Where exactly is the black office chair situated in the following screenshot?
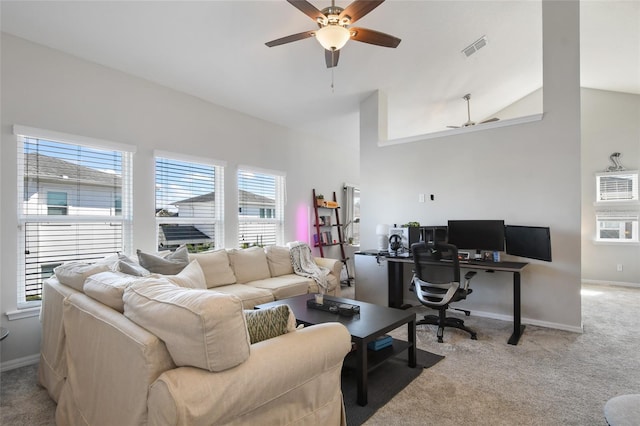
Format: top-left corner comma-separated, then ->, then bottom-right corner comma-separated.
410,241 -> 477,343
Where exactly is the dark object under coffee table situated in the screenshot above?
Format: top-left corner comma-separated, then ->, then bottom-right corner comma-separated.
255,294 -> 417,406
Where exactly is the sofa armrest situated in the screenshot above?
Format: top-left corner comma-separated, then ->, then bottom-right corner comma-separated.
314,257 -> 343,279
56,293 -> 175,426
148,322 -> 351,426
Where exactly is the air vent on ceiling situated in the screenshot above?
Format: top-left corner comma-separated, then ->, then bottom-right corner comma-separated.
462,36 -> 488,58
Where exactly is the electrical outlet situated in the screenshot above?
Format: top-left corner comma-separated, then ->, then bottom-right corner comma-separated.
617,264 -> 623,272
419,193 -> 425,203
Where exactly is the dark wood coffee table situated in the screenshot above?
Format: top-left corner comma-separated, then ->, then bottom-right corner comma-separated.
255,294 -> 416,406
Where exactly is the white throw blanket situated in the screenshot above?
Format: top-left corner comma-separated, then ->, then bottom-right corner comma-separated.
287,241 -> 330,293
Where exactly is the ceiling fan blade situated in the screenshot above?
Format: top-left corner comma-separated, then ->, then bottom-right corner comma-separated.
349,27 -> 401,48
480,117 -> 500,124
286,0 -> 326,21
339,0 -> 385,24
325,49 -> 340,68
265,30 -> 315,47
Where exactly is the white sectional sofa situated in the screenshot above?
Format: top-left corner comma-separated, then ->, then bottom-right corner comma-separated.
38,245 -> 350,425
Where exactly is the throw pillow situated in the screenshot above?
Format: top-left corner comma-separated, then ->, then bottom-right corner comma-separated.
137,245 -> 189,275
115,254 -> 150,277
53,262 -> 111,292
123,277 -> 250,372
163,260 -> 207,289
244,305 -> 297,344
265,245 -> 294,277
227,246 -> 271,283
187,249 -> 237,288
83,271 -> 140,312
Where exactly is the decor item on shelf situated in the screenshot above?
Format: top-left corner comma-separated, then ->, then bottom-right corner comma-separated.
606,152 -> 625,172
447,93 -> 499,129
324,200 -> 339,208
316,194 -> 325,207
264,0 -> 401,69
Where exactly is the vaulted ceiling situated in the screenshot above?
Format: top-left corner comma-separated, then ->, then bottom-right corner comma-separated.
1,1 -> 638,144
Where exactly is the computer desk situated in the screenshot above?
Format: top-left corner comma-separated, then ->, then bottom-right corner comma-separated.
385,255 -> 529,345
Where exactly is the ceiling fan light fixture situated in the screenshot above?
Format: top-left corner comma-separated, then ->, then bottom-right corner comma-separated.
315,24 -> 350,51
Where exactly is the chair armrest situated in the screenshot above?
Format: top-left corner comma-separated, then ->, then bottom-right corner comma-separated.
314,257 -> 343,278
148,322 -> 351,426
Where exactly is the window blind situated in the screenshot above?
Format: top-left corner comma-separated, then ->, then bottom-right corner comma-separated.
16,132 -> 132,305
155,154 -> 224,251
238,167 -> 285,248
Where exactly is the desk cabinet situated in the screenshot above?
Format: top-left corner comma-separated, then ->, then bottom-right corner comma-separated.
354,252 -> 388,306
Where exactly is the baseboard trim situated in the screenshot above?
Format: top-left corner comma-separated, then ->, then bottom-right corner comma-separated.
582,279 -> 640,289
402,299 -> 584,334
0,353 -> 39,373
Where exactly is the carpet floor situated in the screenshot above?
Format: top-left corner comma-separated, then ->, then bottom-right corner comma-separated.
342,348 -> 444,426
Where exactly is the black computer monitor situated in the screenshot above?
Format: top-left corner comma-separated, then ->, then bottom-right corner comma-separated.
446,220 -> 505,252
505,225 -> 552,262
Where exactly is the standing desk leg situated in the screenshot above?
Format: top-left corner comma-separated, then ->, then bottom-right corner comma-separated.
508,271 -> 526,345
387,261 -> 404,309
408,319 -> 417,368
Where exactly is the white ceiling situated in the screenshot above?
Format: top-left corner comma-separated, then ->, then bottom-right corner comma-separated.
1,1 -> 638,144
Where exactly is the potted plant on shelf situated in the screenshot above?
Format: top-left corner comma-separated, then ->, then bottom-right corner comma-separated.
316,194 -> 325,207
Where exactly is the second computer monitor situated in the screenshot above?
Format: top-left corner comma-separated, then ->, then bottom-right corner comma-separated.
447,220 -> 505,252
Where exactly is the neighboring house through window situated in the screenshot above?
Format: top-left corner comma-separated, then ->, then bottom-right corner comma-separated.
238,166 -> 285,248
15,125 -> 134,305
155,152 -> 225,252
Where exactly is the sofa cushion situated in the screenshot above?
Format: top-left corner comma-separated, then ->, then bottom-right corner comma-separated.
228,247 -> 271,284
114,254 -> 150,277
162,260 -> 207,290
188,249 -> 237,288
265,245 -> 294,277
137,245 -> 189,275
84,271 -> 140,312
246,275 -> 311,300
244,305 -> 296,344
123,277 -> 250,372
53,262 -> 111,292
211,284 -> 274,309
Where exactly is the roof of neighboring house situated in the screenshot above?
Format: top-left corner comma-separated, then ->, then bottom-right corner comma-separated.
174,189 -> 274,205
25,153 -> 122,187
160,224 -> 211,242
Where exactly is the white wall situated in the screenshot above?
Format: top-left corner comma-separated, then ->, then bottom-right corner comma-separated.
581,88 -> 640,285
358,1 -> 583,331
0,33 -> 359,367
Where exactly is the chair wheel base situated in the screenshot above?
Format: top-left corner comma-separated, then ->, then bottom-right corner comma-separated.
418,313 -> 477,343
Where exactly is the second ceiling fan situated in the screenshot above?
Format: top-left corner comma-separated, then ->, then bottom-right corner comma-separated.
265,0 -> 401,68
447,94 -> 500,129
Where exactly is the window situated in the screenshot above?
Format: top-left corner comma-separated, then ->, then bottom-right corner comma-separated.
596,171 -> 638,202
16,125 -> 134,306
155,152 -> 224,252
343,184 -> 360,245
238,167 -> 285,248
594,170 -> 639,243
596,212 -> 639,243
47,191 -> 68,215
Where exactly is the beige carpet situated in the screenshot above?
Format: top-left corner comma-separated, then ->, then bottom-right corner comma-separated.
362,283 -> 639,426
1,283 -> 638,426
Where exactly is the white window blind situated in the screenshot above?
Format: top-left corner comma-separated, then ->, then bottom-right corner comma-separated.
155,153 -> 224,252
238,167 -> 285,248
16,129 -> 133,306
596,171 -> 639,202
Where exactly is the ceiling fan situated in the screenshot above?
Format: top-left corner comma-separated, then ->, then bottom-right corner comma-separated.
265,0 -> 401,68
447,94 -> 500,129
